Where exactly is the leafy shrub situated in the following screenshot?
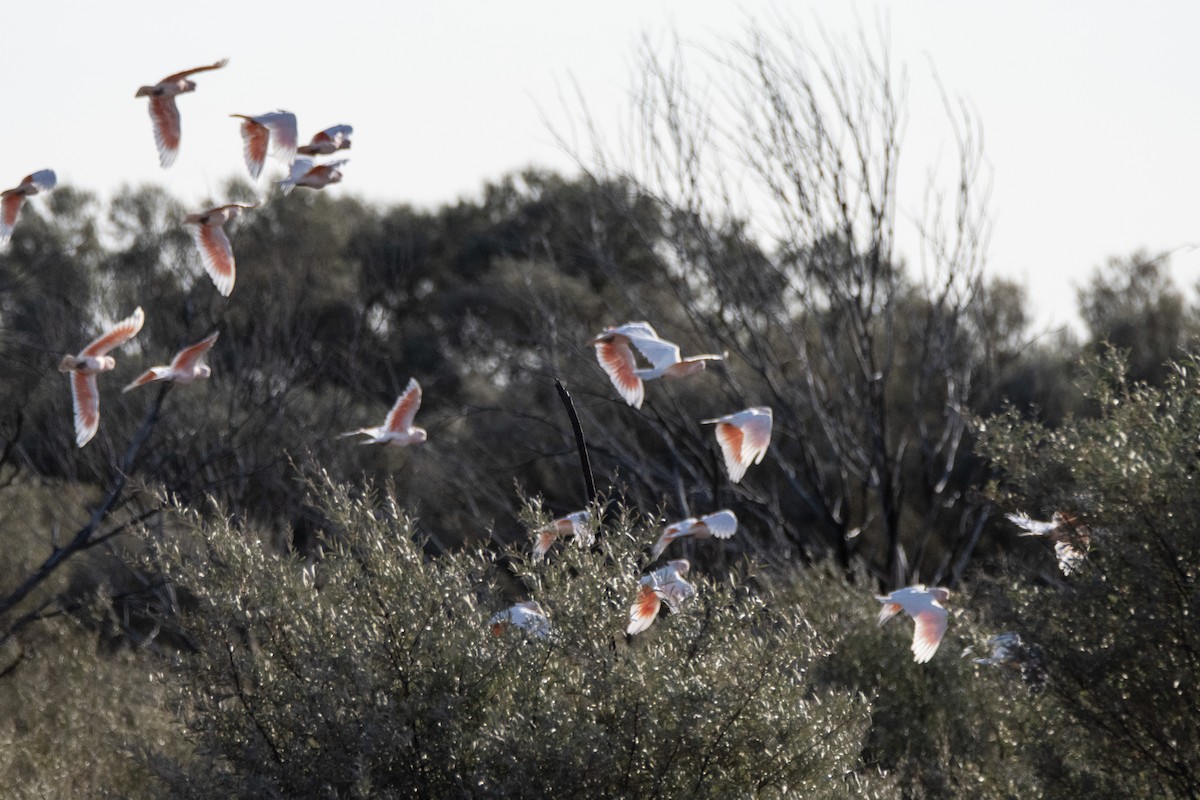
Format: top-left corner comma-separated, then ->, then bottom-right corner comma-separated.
140,474 -> 898,798
978,351 -> 1200,797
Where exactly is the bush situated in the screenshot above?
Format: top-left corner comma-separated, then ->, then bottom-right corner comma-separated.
140,474 -> 898,798
978,351 -> 1200,797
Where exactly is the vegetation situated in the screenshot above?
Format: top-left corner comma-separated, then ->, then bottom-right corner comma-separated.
1,19 -> 1199,799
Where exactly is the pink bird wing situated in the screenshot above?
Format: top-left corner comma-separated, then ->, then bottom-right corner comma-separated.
626,330 -> 681,369
307,130 -> 334,149
910,607 -> 948,663
651,530 -> 674,560
82,307 -> 144,357
384,379 -> 422,432
1006,512 -> 1056,536
533,528 -> 558,559
320,125 -> 352,144
740,411 -> 773,465
123,368 -> 164,393
700,510 -> 738,539
627,584 -> 662,635
22,170 -> 56,192
238,118 -> 269,180
259,112 -> 298,162
170,331 -> 220,371
71,371 -> 100,447
714,422 -> 748,483
162,59 -> 228,83
595,337 -> 643,408
148,95 -> 182,168
309,161 -> 346,183
192,223 -> 236,296
0,192 -> 25,243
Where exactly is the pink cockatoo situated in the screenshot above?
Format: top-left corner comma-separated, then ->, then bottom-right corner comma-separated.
124,331 -> 219,392
279,158 -> 346,195
135,60 -> 228,167
592,322 -> 722,409
184,203 -> 256,296
876,584 -> 951,664
651,509 -> 737,560
489,600 -> 551,638
297,125 -> 353,156
627,560 -> 694,635
340,378 -> 427,447
1006,511 -> 1091,575
0,169 -> 56,245
532,510 -> 592,559
58,307 -> 145,447
702,406 -> 772,484
231,111 -> 298,180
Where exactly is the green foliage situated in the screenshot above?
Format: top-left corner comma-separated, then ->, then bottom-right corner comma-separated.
0,616 -> 180,799
140,475 -> 899,798
1078,250 -> 1198,385
978,350 -> 1200,797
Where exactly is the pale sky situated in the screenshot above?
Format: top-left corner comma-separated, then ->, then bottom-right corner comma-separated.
3,1 -> 1198,332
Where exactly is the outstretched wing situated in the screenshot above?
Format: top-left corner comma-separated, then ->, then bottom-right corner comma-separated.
123,368 -> 164,393
910,606 -> 948,664
317,124 -> 353,144
739,409 -> 773,466
236,117 -> 270,180
0,192 -> 26,244
162,59 -> 229,83
191,222 -> 236,296
71,371 -> 100,447
82,307 -> 144,357
170,331 -> 220,371
626,329 -> 681,370
1005,512 -> 1056,536
384,379 -> 422,432
626,584 -> 662,635
148,95 -> 182,168
713,421 -> 748,483
258,111 -> 298,163
595,337 -> 643,408
279,157 -> 314,194
22,170 -> 56,192
700,510 -> 738,539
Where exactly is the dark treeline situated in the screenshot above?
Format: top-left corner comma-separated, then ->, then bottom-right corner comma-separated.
1,172 -> 1193,580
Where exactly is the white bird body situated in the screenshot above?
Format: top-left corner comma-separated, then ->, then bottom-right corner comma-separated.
279,158 -> 347,195
592,321 -> 722,408
533,510 -> 592,559
135,60 -> 228,168
489,600 -> 551,638
341,378 -> 427,447
124,332 -> 219,392
0,169 -> 56,244
701,407 -> 773,483
298,125 -> 353,156
652,509 -> 737,559
875,584 -> 951,664
184,203 -> 256,296
627,560 -> 694,635
231,111 -> 299,179
58,307 -> 145,447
